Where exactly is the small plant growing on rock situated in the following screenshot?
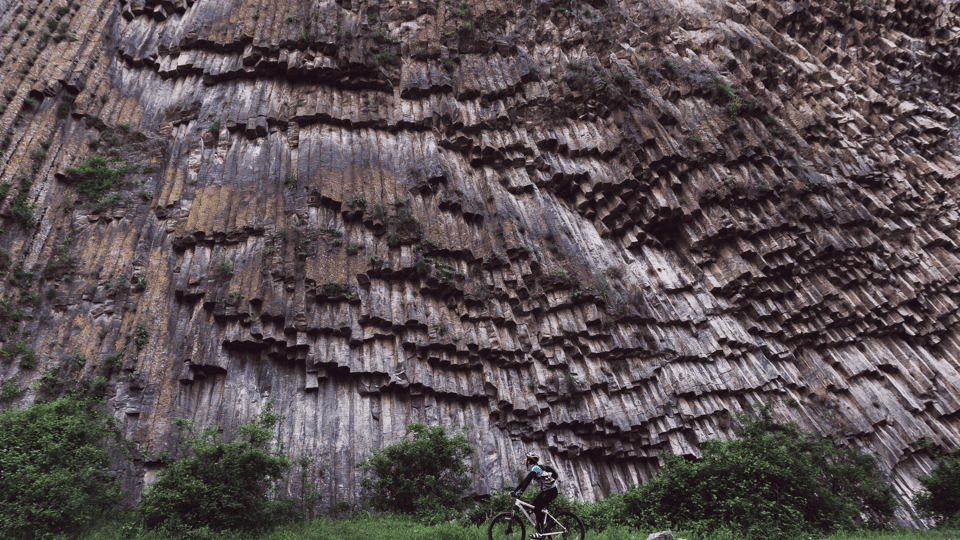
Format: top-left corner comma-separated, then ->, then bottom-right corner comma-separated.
349,193 -> 366,208
11,179 -> 36,229
0,379 -> 22,400
20,346 -> 36,368
606,265 -> 624,279
284,172 -> 297,189
133,323 -> 148,349
370,52 -> 399,67
216,257 -> 234,276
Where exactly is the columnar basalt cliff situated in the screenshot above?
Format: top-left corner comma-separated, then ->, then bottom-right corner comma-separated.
0,0 -> 958,525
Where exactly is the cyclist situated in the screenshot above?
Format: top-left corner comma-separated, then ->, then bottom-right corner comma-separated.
510,451 -> 558,539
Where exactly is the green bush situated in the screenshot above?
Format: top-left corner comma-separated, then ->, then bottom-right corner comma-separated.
10,178 -> 34,228
572,491 -> 630,532
359,422 -> 476,523
67,155 -> 127,201
0,379 -> 22,400
0,396 -> 125,539
623,403 -> 896,539
464,482 -> 516,525
137,399 -> 294,533
913,447 -> 960,526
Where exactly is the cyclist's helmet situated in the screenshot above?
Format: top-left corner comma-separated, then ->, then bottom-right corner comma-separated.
525,451 -> 540,464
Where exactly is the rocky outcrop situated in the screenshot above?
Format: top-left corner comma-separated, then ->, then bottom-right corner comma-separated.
0,0 -> 959,525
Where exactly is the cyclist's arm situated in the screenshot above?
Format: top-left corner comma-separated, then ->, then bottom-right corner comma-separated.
513,470 -> 537,495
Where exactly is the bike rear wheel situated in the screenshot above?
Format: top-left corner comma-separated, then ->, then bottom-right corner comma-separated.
551,511 -> 585,540
489,512 -> 526,540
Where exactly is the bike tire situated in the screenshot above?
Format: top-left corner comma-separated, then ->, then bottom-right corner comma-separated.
489,512 -> 526,540
552,511 -> 586,540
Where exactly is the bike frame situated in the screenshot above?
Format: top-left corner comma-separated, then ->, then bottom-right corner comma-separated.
510,497 -> 568,537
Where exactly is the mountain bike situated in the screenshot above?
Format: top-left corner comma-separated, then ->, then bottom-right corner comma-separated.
488,494 -> 586,540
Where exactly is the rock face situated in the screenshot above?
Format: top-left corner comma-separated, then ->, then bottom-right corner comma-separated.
0,0 -> 959,525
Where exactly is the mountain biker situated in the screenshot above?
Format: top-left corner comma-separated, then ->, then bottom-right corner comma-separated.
510,451 -> 558,539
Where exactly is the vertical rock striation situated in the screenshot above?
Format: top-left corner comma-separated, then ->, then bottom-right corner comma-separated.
0,0 -> 958,525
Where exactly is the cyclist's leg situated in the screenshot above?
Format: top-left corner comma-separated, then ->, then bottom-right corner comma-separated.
532,487 -> 559,532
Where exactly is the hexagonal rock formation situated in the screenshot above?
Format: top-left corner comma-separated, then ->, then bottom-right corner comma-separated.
0,0 -> 958,526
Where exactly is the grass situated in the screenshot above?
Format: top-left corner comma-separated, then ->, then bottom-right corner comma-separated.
75,514 -> 959,540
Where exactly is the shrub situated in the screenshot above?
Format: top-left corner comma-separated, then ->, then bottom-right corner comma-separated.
22,97 -> 38,109
216,257 -> 234,276
137,399 -> 293,532
359,422 -> 475,524
572,491 -> 630,532
349,192 -> 366,208
19,346 -> 36,368
284,172 -> 297,189
623,403 -> 896,539
371,52 -> 399,66
67,155 -> 126,201
0,396 -> 125,538
0,379 -> 22,400
133,323 -> 148,349
606,265 -> 624,278
11,178 -> 35,228
913,447 -> 960,526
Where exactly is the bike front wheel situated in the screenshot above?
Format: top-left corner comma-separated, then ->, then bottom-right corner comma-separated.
489,512 -> 526,540
551,511 -> 585,540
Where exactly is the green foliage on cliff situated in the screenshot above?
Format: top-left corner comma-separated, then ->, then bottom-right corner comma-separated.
913,447 -> 960,527
136,398 -> 294,533
0,396 -> 125,539
67,155 -> 128,202
622,403 -> 897,539
10,177 -> 35,228
358,422 -> 476,523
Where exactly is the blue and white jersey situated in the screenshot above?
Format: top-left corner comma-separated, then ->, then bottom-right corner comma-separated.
527,464 -> 557,490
